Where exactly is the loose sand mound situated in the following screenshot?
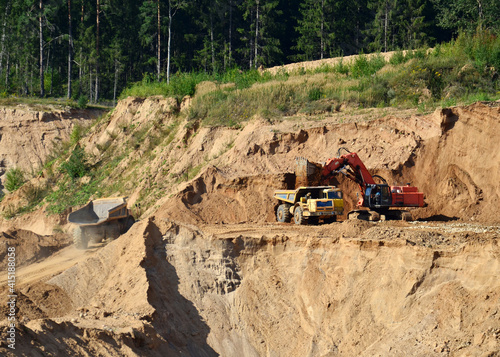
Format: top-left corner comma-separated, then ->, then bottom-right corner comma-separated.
158,166 -> 295,225
0,229 -> 70,268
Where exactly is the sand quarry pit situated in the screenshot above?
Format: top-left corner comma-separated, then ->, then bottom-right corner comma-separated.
0,100 -> 499,356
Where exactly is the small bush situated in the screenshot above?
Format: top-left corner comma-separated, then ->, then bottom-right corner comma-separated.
22,182 -> 47,204
308,87 -> 323,101
334,59 -> 349,75
60,145 -> 89,178
70,124 -> 83,144
390,50 -> 407,65
4,168 -> 25,192
351,54 -> 386,78
3,204 -> 18,219
427,68 -> 444,99
78,95 -> 88,109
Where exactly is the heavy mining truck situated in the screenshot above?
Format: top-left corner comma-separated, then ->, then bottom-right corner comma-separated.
296,148 -> 425,221
68,197 -> 135,249
273,186 -> 344,225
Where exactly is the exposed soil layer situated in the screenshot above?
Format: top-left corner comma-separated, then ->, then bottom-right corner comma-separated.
0,98 -> 499,356
156,101 -> 500,225
0,229 -> 70,268
0,106 -> 102,185
0,219 -> 498,356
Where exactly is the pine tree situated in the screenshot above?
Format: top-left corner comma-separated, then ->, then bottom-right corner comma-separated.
431,0 -> 500,33
295,0 -> 330,61
239,0 -> 281,69
396,0 -> 427,49
368,0 -> 399,52
166,0 -> 188,83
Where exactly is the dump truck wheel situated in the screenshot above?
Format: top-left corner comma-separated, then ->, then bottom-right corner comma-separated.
73,226 -> 88,250
123,216 -> 135,232
293,206 -> 306,225
276,204 -> 291,223
105,222 -> 121,241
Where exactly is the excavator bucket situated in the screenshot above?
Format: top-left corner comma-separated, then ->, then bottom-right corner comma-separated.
295,157 -> 322,188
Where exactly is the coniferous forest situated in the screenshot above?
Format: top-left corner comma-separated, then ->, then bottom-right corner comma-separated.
0,0 -> 498,102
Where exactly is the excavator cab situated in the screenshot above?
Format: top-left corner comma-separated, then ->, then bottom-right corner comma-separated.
365,184 -> 391,208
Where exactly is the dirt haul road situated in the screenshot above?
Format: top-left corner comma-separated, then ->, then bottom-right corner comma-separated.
0,98 -> 499,356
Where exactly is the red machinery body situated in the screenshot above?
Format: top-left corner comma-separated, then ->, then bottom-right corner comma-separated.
321,149 -> 425,210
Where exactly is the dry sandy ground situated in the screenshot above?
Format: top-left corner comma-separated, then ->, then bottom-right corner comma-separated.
0,218 -> 498,356
0,97 -> 499,356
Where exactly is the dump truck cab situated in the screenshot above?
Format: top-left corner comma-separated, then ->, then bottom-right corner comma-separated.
273,186 -> 344,225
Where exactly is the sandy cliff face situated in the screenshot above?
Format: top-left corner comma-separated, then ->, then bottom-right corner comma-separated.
0,106 -> 102,188
1,218 -> 498,356
0,98 -> 499,356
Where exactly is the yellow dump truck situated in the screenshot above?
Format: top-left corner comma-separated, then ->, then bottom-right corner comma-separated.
68,197 -> 135,249
273,186 -> 344,225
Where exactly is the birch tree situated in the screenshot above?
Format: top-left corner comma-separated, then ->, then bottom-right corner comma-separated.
166,0 -> 187,83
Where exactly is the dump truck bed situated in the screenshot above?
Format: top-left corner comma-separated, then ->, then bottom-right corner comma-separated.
274,186 -> 339,204
68,197 -> 129,226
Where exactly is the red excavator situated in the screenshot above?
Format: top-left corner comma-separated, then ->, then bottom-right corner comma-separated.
296,147 -> 425,221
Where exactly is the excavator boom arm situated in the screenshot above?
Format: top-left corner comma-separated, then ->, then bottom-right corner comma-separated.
321,152 -> 377,188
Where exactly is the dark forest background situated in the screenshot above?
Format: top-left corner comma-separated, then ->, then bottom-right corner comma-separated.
0,0 -> 498,102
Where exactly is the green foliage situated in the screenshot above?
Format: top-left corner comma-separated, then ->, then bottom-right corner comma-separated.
427,68 -> 444,99
294,0 -> 334,61
455,29 -> 500,71
45,179 -> 100,215
219,69 -> 269,89
5,168 -> 25,192
3,0 -> 500,102
70,124 -> 83,145
60,146 -> 89,178
121,72 -> 211,99
308,87 -> 323,101
351,54 -> 386,78
432,0 -> 500,34
390,50 -> 409,65
333,60 -> 350,75
182,31 -> 500,128
78,96 -> 88,109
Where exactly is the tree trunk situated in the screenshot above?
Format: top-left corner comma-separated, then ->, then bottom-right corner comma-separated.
50,51 -> 54,95
228,0 -> 232,69
67,0 -> 72,99
113,58 -> 118,106
95,0 -> 100,102
384,1 -> 388,52
320,0 -> 325,59
157,0 -> 161,81
39,0 -> 45,97
89,69 -> 93,103
0,1 -> 11,78
254,0 -> 259,69
249,8 -> 253,69
78,2 -> 83,97
210,12 -> 215,73
5,53 -> 9,88
167,2 -> 172,84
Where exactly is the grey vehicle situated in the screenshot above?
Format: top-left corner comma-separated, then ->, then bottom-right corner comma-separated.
68,197 -> 135,249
